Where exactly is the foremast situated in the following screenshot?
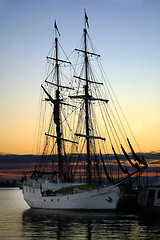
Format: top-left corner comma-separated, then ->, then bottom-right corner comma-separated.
72,12 -> 106,185
81,12 -> 147,184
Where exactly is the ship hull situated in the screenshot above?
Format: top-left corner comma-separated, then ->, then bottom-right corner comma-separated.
23,183 -> 120,210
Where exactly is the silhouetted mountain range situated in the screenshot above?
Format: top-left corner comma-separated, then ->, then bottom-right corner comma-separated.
0,151 -> 160,181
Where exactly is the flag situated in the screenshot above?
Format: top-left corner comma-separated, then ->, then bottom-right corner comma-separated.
85,12 -> 89,28
54,20 -> 61,36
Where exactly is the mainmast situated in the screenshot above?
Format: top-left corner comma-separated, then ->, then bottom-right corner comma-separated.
41,21 -> 74,182
41,22 -> 64,182
55,33 -> 63,182
42,22 -> 74,182
84,16 -> 91,185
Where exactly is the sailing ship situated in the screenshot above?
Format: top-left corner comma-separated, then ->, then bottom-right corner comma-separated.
22,12 -> 147,210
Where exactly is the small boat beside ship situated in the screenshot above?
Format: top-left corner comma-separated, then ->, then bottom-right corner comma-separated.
138,186 -> 160,215
22,12 -> 147,211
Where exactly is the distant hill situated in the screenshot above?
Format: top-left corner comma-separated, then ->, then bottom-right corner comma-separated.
0,152 -> 160,180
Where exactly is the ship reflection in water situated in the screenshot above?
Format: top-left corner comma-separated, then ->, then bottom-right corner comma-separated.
22,209 -> 160,239
1,189 -> 160,239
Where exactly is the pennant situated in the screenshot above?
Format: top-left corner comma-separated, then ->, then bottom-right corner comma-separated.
54,20 -> 61,36
85,12 -> 89,28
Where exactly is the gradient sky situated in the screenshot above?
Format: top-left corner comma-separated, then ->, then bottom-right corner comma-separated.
0,0 -> 160,155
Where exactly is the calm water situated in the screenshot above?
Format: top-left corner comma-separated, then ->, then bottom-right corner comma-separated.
0,189 -> 160,240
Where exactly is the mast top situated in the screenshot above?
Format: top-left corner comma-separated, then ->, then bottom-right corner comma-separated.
84,9 -> 89,29
54,20 -> 61,37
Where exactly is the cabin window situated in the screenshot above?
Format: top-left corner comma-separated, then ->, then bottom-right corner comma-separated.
157,190 -> 160,199
148,189 -> 156,198
33,189 -> 35,194
148,189 -> 156,206
51,199 -> 53,201
44,199 -> 46,201
57,199 -> 59,201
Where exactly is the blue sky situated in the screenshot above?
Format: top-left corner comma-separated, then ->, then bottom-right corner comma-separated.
0,0 -> 160,154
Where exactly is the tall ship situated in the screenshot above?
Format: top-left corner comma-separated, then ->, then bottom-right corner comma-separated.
22,12 -> 147,210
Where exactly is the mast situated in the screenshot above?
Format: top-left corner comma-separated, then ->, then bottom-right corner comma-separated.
69,12 -> 106,184
41,22 -> 73,182
84,13 -> 91,185
55,29 -> 63,182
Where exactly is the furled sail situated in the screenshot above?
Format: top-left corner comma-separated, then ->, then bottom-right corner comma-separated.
121,144 -> 139,169
100,151 -> 114,184
112,146 -> 129,174
127,138 -> 147,165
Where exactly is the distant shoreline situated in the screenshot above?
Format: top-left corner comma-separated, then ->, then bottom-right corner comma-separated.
0,187 -> 20,190
0,181 -> 22,188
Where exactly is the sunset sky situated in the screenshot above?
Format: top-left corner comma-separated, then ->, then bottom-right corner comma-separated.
0,0 -> 159,155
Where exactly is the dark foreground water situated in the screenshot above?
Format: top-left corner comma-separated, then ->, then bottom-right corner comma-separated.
0,189 -> 160,240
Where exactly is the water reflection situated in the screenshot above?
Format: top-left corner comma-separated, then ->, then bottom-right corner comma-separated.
22,209 -> 149,240
1,189 -> 160,239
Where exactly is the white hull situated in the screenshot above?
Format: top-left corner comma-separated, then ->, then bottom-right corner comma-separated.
23,181 -> 120,210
